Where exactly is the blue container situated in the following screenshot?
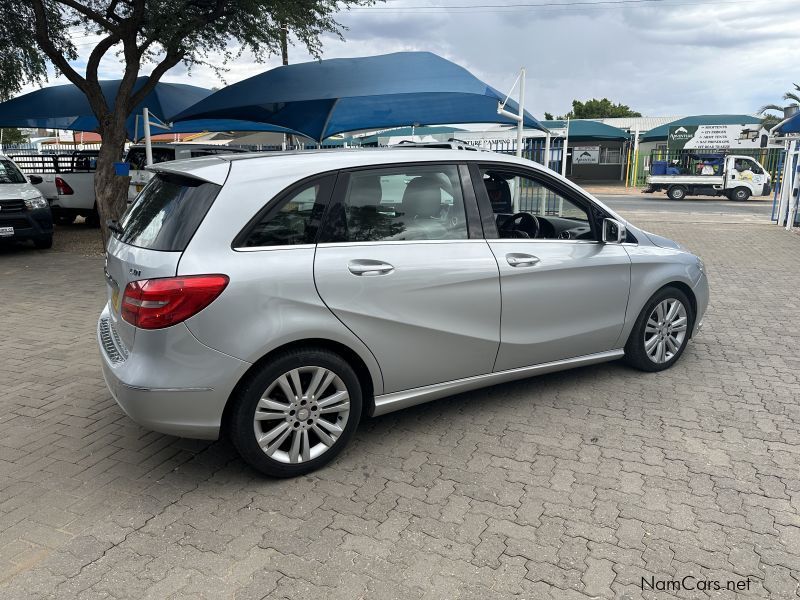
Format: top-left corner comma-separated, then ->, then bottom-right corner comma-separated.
650,160 -> 668,176
113,162 -> 130,176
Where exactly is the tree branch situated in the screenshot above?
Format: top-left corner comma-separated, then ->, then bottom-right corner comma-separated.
128,49 -> 184,108
55,0 -> 117,30
30,0 -> 87,94
86,33 -> 121,85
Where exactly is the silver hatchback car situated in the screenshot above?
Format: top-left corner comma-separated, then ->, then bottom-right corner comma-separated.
99,148 -> 708,477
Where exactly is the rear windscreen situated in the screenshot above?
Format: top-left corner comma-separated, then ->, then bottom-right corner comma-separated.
116,173 -> 221,251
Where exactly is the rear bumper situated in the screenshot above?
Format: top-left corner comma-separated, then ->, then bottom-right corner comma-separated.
762,183 -> 772,197
0,207 -> 52,242
97,306 -> 251,439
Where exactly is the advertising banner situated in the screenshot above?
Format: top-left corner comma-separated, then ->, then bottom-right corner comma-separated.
668,124 -> 769,151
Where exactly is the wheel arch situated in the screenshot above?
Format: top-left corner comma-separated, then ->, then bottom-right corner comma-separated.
221,338 -> 378,435
624,280 -> 698,348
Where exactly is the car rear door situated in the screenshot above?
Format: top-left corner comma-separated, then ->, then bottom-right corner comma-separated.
105,168 -> 225,350
472,163 -> 631,371
313,163 -> 501,394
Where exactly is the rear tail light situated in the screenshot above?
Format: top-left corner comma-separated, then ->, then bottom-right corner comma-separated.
55,177 -> 74,195
121,274 -> 229,329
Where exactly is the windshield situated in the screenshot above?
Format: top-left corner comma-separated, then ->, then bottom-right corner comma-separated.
0,158 -> 27,184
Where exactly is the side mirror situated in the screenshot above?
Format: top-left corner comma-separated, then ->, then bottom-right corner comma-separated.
602,218 -> 626,244
29,175 -> 43,185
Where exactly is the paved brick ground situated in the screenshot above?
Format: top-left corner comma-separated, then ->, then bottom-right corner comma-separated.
1,214 -> 799,599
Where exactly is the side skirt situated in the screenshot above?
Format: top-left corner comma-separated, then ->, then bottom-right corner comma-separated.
372,349 -> 625,417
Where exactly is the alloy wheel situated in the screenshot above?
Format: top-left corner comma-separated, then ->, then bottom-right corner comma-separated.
253,366 -> 350,464
643,298 -> 688,364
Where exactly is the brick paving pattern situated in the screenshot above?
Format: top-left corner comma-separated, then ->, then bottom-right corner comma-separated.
1,213 -> 799,599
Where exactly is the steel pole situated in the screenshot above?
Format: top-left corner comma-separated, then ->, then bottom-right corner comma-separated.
516,68 -> 525,158
143,107 -> 153,167
544,132 -> 551,170
561,118 -> 570,177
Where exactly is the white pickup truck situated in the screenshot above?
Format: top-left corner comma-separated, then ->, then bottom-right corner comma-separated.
11,151 -> 100,225
645,154 -> 771,201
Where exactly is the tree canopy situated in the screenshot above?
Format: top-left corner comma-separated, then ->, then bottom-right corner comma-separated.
548,98 -> 642,120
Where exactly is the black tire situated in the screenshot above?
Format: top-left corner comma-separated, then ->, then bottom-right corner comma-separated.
624,286 -> 694,372
33,236 -> 53,249
667,186 -> 687,201
730,187 -> 751,202
229,347 -> 362,477
85,209 -> 100,228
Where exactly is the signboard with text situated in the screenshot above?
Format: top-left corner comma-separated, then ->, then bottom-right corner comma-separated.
668,124 -> 770,151
572,146 -> 600,164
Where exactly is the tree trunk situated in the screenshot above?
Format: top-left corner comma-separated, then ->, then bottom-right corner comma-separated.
94,124 -> 130,246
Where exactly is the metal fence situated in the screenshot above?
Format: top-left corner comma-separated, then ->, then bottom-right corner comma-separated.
8,152 -> 98,175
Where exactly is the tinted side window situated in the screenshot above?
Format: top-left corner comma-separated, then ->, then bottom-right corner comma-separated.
322,165 -> 468,243
478,167 -> 593,241
126,148 -> 176,170
117,173 -> 220,251
237,176 -> 334,248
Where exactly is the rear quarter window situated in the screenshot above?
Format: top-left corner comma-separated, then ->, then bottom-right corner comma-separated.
117,173 -> 220,251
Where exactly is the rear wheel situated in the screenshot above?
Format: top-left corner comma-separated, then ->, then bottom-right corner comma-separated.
730,187 -> 751,201
229,348 -> 362,477
625,286 -> 694,372
667,186 -> 687,201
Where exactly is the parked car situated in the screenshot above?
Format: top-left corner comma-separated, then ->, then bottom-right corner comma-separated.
11,151 -> 99,225
0,154 -> 53,249
98,148 -> 709,477
125,143 -> 250,201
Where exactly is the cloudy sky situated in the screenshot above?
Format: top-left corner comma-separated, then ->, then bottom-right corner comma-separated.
31,0 -> 800,119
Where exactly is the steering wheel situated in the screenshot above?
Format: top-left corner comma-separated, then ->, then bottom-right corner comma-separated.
499,212 -> 539,239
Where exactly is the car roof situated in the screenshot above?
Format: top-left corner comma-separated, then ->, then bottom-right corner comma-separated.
148,147 -> 542,187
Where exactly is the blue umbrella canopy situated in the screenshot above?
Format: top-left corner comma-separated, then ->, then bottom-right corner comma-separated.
0,78 -> 211,139
173,52 -> 545,141
774,111 -> 800,135
0,78 -> 297,140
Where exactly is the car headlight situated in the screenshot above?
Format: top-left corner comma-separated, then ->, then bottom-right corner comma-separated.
696,257 -> 705,273
24,195 -> 48,210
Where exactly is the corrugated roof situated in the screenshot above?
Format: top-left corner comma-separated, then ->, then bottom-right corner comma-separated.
641,114 -> 761,141
541,119 -> 629,141
596,116 -> 683,132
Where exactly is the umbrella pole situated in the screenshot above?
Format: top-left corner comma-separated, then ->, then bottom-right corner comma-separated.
144,107 -> 153,167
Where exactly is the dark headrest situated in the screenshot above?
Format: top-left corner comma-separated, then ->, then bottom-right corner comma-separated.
402,175 -> 442,219
348,176 -> 382,208
484,177 -> 512,213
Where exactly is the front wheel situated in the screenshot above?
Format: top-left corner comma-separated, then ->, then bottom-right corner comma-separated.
229,348 -> 362,477
730,187 -> 751,202
625,287 -> 694,372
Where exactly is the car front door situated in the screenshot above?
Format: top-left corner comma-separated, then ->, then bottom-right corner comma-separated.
314,163 -> 501,393
472,163 -> 631,372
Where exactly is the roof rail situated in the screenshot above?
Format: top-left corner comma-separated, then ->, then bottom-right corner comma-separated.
389,140 -> 481,151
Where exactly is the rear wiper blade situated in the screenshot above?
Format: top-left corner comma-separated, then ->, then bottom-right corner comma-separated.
106,219 -> 124,235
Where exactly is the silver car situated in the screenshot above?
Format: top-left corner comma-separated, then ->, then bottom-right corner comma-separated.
98,148 -> 708,477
